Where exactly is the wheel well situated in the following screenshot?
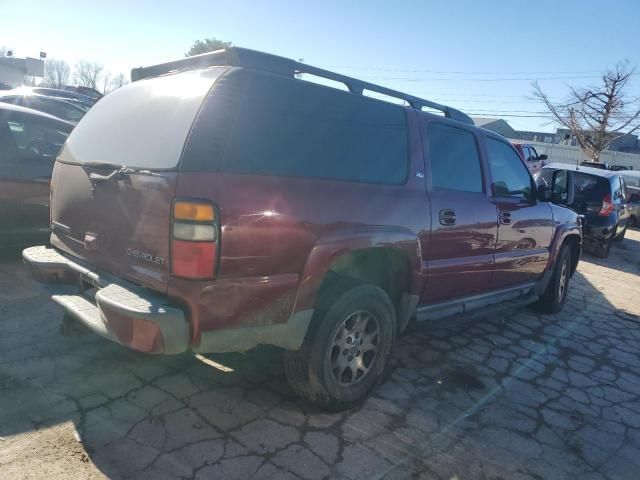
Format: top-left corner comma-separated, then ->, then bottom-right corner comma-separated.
562,234 -> 581,275
319,248 -> 411,312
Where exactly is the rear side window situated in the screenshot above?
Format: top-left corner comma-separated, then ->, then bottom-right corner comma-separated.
425,123 -> 483,193
486,138 -> 533,199
182,69 -> 408,184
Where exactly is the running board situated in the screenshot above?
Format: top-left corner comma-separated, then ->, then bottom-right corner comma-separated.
415,284 -> 539,328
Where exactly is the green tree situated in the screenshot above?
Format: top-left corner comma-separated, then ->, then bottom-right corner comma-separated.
186,37 -> 231,57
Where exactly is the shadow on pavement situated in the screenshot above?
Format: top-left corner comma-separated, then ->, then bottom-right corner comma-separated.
1,237 -> 640,479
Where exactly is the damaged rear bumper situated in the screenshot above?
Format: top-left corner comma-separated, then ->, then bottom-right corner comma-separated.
22,246 -> 189,354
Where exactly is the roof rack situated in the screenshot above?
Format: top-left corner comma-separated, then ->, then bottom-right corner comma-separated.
131,47 -> 474,125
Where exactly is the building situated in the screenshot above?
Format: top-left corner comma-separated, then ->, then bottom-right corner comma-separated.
517,130 -> 556,143
472,117 -> 518,138
555,128 -> 638,152
0,56 -> 45,88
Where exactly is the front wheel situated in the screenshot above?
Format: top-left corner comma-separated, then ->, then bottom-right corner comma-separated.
284,282 -> 396,411
535,245 -> 571,314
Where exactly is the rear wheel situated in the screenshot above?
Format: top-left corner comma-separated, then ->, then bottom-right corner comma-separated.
284,281 -> 395,411
535,245 -> 571,314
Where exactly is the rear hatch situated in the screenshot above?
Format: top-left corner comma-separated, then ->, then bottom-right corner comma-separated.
50,66 -> 228,293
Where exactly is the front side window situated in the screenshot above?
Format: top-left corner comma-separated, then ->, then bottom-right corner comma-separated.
425,123 -> 483,193
486,137 -> 533,199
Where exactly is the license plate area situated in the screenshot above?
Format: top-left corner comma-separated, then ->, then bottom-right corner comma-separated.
78,272 -> 100,292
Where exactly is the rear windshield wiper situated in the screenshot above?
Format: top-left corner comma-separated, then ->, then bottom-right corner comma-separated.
85,163 -> 160,183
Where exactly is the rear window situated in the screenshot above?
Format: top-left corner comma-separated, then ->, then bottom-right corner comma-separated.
182,69 -> 408,184
58,67 -> 227,169
573,172 -> 610,202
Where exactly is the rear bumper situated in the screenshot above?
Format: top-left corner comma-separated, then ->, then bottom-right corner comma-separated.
22,246 -> 189,354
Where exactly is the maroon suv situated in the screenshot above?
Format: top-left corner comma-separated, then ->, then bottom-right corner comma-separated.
23,48 -> 582,410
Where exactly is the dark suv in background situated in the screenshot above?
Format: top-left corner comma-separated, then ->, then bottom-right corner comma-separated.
536,163 -> 630,257
23,48 -> 582,409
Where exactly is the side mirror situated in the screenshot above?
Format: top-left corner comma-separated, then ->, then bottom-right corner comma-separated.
537,185 -> 553,202
538,154 -> 548,160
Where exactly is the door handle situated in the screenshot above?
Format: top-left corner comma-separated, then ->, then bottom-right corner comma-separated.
439,209 -> 456,226
500,212 -> 512,225
33,177 -> 51,184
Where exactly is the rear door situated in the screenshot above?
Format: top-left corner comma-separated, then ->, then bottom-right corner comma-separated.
421,120 -> 497,304
484,137 -> 554,288
49,66 -> 228,293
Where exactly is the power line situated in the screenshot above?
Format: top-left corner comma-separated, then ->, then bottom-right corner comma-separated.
318,65 -> 606,75
356,74 -> 625,83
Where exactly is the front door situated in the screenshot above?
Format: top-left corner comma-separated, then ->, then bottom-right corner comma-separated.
421,120 -> 498,304
484,137 -> 554,288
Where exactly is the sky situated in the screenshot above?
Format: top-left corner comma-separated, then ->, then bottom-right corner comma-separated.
2,0 -> 639,131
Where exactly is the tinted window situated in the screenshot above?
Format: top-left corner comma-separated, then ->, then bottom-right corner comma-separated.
425,123 -> 483,193
26,97 -> 85,123
535,168 -> 553,187
486,138 -> 533,198
184,69 -> 408,184
4,113 -> 71,162
573,172 -> 610,203
552,169 -> 569,203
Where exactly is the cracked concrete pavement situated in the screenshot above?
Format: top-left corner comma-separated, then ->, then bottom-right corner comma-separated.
1,230 -> 640,479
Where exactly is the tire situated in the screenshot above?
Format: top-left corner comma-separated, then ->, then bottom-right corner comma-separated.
614,224 -> 627,242
535,245 -> 571,314
592,235 -> 613,258
284,280 -> 396,411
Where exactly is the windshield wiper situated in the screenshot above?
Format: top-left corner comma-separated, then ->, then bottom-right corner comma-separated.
86,164 -> 160,183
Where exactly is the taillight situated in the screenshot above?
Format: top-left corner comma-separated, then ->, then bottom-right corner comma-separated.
599,194 -> 614,216
171,199 -> 219,279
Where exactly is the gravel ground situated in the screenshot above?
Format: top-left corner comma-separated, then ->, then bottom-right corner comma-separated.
1,229 -> 639,480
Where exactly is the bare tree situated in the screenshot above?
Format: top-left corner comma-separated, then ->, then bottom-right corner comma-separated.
43,58 -> 70,88
101,72 -> 112,94
533,62 -> 640,161
74,61 -> 103,90
110,73 -> 128,90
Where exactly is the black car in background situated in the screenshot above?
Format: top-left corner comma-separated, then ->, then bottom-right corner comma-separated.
12,87 -> 96,107
0,103 -> 74,246
0,93 -> 86,125
536,163 -> 631,258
